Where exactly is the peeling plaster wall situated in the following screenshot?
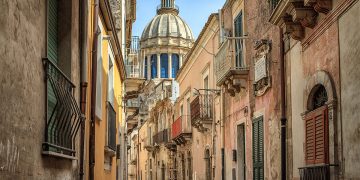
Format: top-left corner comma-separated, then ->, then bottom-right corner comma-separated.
339,1 -> 360,178
0,0 -> 80,179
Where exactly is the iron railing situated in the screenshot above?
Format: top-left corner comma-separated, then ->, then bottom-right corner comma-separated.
153,128 -> 169,144
42,58 -> 84,157
215,38 -> 247,85
299,164 -> 337,180
107,102 -> 117,151
125,65 -> 141,78
171,115 -> 192,139
129,36 -> 140,54
126,98 -> 140,108
191,94 -> 213,122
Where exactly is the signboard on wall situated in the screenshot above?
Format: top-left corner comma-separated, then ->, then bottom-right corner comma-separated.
254,55 -> 267,82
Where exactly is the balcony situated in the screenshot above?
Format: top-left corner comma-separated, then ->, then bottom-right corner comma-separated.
298,164 -> 338,179
126,65 -> 141,78
153,128 -> 169,145
126,98 -> 140,109
171,116 -> 192,145
144,137 -> 155,152
215,38 -> 249,96
42,58 -> 85,159
269,0 -> 332,40
191,94 -> 213,132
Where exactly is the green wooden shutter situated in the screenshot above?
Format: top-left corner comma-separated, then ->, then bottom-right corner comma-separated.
47,0 -> 58,64
47,0 -> 58,142
253,116 -> 264,180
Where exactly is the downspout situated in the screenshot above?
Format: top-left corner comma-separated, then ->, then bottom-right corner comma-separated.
90,0 -> 99,179
221,91 -> 225,180
79,0 -> 88,179
279,28 -> 287,180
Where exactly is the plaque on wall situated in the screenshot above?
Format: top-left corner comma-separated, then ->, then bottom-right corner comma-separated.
253,40 -> 271,97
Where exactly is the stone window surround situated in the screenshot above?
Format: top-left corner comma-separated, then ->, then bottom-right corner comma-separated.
301,70 -> 341,176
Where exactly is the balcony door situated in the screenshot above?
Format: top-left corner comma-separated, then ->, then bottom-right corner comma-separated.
234,11 -> 243,68
237,124 -> 245,180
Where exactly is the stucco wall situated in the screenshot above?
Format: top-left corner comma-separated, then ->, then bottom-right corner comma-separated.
0,0 -> 81,179
339,1 -> 360,178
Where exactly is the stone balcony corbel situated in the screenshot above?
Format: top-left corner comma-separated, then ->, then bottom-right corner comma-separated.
289,2 -> 318,28
283,15 -> 305,40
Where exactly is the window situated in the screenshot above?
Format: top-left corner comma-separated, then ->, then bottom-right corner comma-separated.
144,57 -> 148,79
234,12 -> 244,67
43,0 -> 83,158
160,54 -> 169,78
205,149 -> 211,180
172,54 -> 179,78
151,54 -> 157,78
304,85 -> 329,165
253,116 -> 264,180
187,98 -> 191,129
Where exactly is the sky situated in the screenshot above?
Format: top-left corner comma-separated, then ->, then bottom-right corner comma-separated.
133,0 -> 226,39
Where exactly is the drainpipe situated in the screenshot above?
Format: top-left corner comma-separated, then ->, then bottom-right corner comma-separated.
221,91 -> 225,180
279,28 -> 287,180
79,0 -> 88,179
90,0 -> 99,179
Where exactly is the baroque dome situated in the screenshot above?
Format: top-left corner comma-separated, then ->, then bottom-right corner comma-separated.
141,6 -> 194,41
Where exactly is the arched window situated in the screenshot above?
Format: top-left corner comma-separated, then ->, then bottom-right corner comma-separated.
160,54 -> 169,78
172,54 -> 179,78
151,54 -> 157,79
144,57 -> 148,79
308,85 -> 328,111
304,84 -> 329,165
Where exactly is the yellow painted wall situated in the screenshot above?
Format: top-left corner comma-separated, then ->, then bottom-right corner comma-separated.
85,1 -> 124,180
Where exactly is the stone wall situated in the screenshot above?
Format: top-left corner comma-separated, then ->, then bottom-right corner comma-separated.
339,1 -> 360,178
0,0 -> 80,179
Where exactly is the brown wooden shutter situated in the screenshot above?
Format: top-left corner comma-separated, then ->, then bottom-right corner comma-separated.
304,106 -> 329,164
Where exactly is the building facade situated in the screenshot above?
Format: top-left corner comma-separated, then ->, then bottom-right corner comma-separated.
269,0 -> 360,178
0,0 -> 134,179
175,13 -> 221,180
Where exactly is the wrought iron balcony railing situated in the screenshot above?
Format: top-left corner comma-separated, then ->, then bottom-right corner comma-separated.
191,94 -> 213,131
42,58 -> 84,159
126,98 -> 140,108
299,164 -> 337,180
129,36 -> 140,54
107,102 -> 116,151
171,115 -> 192,145
215,38 -> 249,96
125,65 -> 141,78
153,128 -> 169,145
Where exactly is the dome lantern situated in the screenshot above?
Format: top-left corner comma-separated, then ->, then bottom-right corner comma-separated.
157,0 -> 179,15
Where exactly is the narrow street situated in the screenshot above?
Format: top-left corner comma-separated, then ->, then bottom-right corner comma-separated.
0,0 -> 360,180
